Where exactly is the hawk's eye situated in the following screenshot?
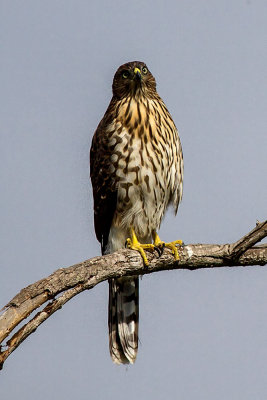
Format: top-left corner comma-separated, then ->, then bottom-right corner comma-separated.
142,67 -> 148,75
122,71 -> 129,79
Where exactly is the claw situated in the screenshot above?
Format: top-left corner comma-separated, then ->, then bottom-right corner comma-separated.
154,244 -> 165,257
152,232 -> 183,261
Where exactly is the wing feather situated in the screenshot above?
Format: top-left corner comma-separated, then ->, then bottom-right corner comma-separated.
90,109 -> 118,255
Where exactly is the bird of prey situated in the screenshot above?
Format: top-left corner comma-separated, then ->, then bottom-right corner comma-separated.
90,61 -> 183,364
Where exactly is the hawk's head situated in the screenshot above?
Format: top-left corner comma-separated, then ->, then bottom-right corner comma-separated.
112,61 -> 156,99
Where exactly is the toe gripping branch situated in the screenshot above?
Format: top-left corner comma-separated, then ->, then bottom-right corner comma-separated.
153,232 -> 183,261
126,228 -> 183,266
126,228 -> 154,266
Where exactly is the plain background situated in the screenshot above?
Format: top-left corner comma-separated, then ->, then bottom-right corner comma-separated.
1,1 -> 267,399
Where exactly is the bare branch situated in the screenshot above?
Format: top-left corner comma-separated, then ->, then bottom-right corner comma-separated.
0,221 -> 266,370
229,220 -> 267,260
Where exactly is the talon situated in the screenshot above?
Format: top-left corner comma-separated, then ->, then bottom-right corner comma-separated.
154,246 -> 163,257
152,231 -> 183,262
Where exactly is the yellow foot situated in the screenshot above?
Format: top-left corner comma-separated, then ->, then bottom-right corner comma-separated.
153,232 -> 183,261
126,228 -> 154,267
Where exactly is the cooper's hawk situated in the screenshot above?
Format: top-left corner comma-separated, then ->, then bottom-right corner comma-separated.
90,61 -> 183,364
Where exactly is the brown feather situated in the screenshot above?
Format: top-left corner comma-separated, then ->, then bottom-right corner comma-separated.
90,61 -> 183,364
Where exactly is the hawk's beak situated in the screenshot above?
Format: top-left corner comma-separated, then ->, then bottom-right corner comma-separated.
134,67 -> 141,80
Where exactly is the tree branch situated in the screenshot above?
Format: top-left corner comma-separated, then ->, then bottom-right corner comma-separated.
0,220 -> 266,370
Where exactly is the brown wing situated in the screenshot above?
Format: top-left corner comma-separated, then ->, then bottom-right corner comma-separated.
90,117 -> 118,255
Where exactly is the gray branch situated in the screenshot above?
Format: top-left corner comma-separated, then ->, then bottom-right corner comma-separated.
0,220 -> 266,370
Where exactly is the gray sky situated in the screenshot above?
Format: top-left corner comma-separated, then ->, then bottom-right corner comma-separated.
1,1 -> 267,399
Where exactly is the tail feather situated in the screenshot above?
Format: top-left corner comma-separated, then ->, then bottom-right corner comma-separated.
108,277 -> 139,364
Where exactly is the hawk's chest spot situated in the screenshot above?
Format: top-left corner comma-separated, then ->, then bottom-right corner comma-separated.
117,98 -> 160,144
110,98 -> 168,188
118,99 -> 147,129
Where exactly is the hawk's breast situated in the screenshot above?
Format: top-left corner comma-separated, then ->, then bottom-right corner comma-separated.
108,96 -> 183,240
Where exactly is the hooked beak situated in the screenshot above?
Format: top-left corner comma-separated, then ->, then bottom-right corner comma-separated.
134,67 -> 141,80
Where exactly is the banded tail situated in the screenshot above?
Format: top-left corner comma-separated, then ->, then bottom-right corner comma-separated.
108,276 -> 139,364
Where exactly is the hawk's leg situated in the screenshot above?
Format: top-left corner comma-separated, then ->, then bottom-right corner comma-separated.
126,227 -> 155,267
152,231 -> 183,261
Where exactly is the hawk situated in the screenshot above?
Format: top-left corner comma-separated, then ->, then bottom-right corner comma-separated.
90,61 -> 183,364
